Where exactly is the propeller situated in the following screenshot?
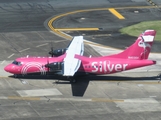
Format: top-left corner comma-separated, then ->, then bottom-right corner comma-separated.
48,40 -> 67,57
46,57 -> 50,73
48,41 -> 54,57
49,47 -> 54,57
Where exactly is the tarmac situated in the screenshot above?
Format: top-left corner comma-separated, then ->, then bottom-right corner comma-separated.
0,0 -> 161,120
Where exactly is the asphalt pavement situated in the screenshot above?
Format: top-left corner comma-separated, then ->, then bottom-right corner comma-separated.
0,0 -> 161,120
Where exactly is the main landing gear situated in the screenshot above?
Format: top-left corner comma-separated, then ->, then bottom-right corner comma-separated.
68,77 -> 76,83
14,74 -> 17,78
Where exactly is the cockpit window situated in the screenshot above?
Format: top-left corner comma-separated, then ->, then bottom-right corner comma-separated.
12,61 -> 22,66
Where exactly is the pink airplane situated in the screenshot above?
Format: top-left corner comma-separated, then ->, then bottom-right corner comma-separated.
4,30 -> 156,82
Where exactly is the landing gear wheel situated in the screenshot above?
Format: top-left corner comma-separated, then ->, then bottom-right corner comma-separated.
14,74 -> 18,78
69,77 -> 76,83
70,79 -> 76,83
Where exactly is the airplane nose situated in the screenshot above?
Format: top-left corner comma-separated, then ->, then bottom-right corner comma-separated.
4,64 -> 15,73
4,65 -> 10,72
4,64 -> 21,74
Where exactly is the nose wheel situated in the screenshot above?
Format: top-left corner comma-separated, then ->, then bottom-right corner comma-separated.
14,74 -> 22,78
14,74 -> 18,78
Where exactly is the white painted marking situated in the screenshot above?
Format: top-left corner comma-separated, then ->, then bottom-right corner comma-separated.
81,18 -> 85,20
0,96 -> 7,99
149,96 -> 157,98
21,80 -> 28,84
116,98 -> 161,112
90,34 -> 111,37
54,40 -> 68,43
17,88 -> 62,97
19,48 -> 30,52
137,84 -> 144,87
1,60 -> 6,64
36,43 -> 48,47
7,53 -> 15,58
134,11 -> 139,13
124,98 -> 158,103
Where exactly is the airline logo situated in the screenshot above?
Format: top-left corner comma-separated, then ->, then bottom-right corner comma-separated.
138,39 -> 151,48
21,62 -> 46,75
91,61 -> 128,73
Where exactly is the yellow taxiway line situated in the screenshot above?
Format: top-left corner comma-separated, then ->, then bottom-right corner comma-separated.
48,5 -> 161,41
47,5 -> 161,51
47,8 -> 123,40
8,96 -> 40,100
6,96 -> 124,102
108,8 -> 125,19
55,28 -> 99,31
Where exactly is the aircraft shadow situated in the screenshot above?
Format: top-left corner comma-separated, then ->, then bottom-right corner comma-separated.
8,74 -> 161,97
71,79 -> 89,97
70,74 -> 161,96
52,79 -> 89,96
85,75 -> 161,81
9,75 -> 90,97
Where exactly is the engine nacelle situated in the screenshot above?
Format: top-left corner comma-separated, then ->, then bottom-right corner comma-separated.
49,49 -> 66,57
45,62 -> 63,71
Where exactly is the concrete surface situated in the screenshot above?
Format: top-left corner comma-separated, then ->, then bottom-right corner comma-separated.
0,0 -> 161,120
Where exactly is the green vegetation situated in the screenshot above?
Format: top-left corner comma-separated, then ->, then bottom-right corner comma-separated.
119,21 -> 161,41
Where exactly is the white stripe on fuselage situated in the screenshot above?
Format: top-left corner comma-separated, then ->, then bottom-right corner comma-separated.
21,62 -> 46,75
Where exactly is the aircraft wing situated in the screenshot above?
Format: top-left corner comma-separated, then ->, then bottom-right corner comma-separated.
63,36 -> 84,76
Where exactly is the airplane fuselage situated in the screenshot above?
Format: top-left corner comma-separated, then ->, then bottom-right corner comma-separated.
4,30 -> 157,81
4,55 -> 156,76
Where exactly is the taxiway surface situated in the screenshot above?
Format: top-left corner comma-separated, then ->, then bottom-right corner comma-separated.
0,0 -> 161,120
